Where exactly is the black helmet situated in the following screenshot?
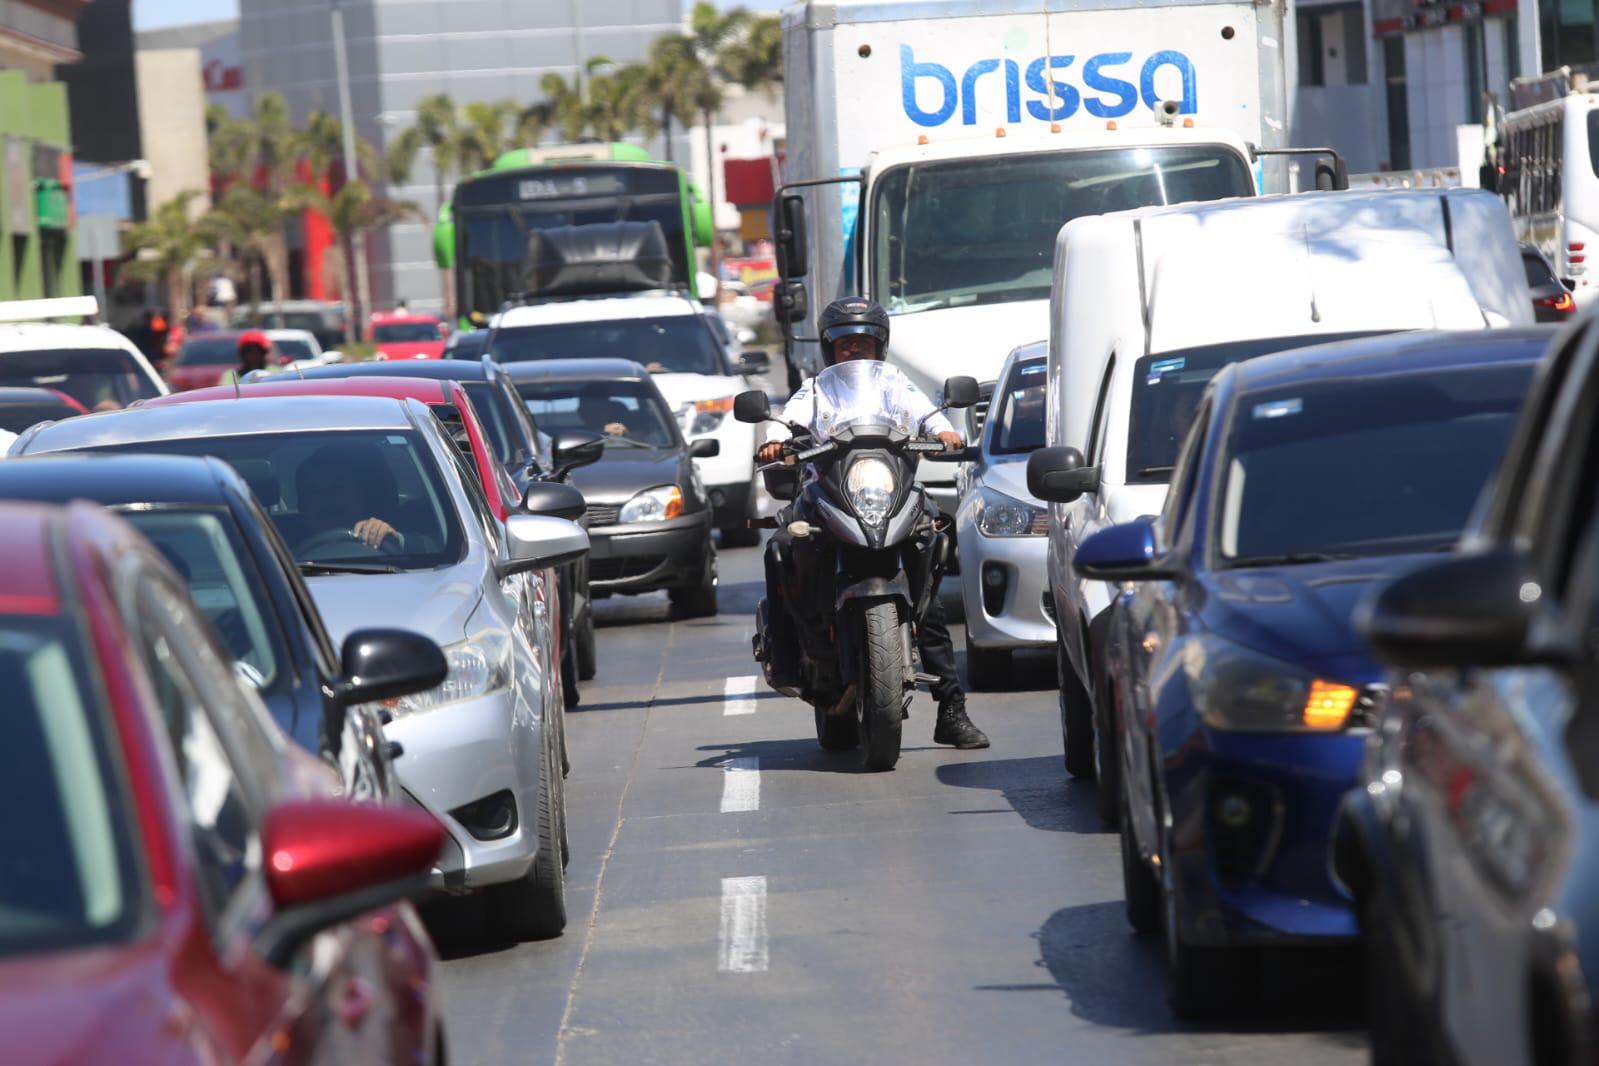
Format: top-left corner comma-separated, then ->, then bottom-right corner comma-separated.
818,296 -> 889,365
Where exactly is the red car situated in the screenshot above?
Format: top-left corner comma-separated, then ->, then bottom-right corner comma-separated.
167,331 -> 288,392
0,500 -> 450,1063
370,314 -> 448,361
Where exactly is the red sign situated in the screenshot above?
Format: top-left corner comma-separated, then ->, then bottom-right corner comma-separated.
204,59 -> 243,92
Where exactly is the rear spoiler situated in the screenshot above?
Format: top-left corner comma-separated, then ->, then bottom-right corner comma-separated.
0,295 -> 98,325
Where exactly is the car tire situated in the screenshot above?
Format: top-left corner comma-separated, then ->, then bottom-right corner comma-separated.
1119,781 -> 1160,936
1363,889 -> 1434,1066
1090,637 -> 1121,829
576,608 -> 597,682
561,628 -> 580,711
489,741 -> 567,940
669,538 -> 719,618
965,636 -> 1009,691
1057,628 -> 1095,779
1162,856 -> 1235,1019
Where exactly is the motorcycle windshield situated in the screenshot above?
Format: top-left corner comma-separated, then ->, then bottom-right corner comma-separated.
811,361 -> 917,439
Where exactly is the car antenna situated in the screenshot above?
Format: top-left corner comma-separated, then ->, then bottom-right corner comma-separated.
1303,225 -> 1322,324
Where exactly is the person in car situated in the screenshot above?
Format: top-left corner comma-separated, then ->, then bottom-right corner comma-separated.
293,443 -> 404,552
220,330 -> 273,386
757,297 -> 988,750
580,395 -> 636,439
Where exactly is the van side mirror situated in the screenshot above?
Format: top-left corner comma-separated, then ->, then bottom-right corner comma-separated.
774,280 -> 809,324
941,376 -> 980,410
1027,446 -> 1100,503
777,194 -> 808,279
734,389 -> 771,424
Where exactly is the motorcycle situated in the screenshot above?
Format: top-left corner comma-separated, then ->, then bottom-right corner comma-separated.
733,361 -> 979,771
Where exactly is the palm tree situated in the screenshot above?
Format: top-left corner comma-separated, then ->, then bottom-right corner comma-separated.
586,63 -> 655,143
386,94 -> 461,317
202,183 -> 285,312
643,36 -> 704,165
297,179 -> 422,329
120,190 -> 212,319
453,100 -> 520,173
719,12 -> 783,94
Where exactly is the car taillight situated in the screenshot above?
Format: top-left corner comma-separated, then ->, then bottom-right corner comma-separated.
1537,292 -> 1577,314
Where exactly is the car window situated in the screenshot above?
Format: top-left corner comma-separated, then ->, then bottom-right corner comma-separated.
373,322 -> 443,343
1522,251 -> 1559,288
442,428 -> 501,551
272,338 -> 315,361
462,380 -> 520,465
0,616 -> 144,961
519,379 -> 681,448
1500,320 -> 1599,538
1085,357 -> 1115,466
248,492 -> 340,678
1160,396 -> 1211,540
491,316 -> 726,376
987,359 -> 1046,455
0,348 -> 162,410
1215,363 -> 1533,565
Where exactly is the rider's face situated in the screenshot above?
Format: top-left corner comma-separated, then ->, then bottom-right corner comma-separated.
833,334 -> 880,362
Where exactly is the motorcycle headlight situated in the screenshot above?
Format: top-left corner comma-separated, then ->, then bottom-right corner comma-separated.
687,396 -> 734,436
1181,634 -> 1359,733
391,630 -> 512,716
972,485 -> 1046,537
845,457 -> 896,526
619,484 -> 683,523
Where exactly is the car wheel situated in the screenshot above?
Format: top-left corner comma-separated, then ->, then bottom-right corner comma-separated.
1162,852 -> 1236,1018
965,635 -> 1009,691
1090,638 -> 1121,829
576,607 -> 597,682
1120,782 -> 1160,936
488,740 -> 567,939
1363,888 -> 1434,1065
561,627 -> 580,711
1057,628 -> 1095,779
669,538 -> 719,618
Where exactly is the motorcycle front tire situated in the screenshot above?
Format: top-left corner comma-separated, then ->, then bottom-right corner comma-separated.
859,601 -> 904,772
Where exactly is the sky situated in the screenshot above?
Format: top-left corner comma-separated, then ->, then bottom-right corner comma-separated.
132,0 -> 779,32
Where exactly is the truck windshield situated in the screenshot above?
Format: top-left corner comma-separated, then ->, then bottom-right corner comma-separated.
871,146 -> 1252,314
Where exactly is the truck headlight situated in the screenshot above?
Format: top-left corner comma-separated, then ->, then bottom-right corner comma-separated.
846,457 -> 896,526
1181,634 -> 1358,732
392,630 -> 512,716
619,484 -> 683,523
972,485 -> 1046,537
687,396 -> 734,435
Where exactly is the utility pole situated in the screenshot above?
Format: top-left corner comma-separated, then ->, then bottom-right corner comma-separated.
331,0 -> 373,340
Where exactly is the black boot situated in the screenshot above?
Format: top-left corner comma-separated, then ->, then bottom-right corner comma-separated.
934,693 -> 989,749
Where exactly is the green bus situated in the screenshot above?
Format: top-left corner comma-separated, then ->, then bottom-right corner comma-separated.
434,142 -> 714,323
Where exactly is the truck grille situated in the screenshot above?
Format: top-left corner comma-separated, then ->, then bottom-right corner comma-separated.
587,503 -> 621,527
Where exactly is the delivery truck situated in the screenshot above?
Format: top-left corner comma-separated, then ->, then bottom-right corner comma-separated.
777,0 -> 1310,516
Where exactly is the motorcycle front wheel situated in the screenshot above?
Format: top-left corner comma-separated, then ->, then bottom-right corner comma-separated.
858,601 -> 905,771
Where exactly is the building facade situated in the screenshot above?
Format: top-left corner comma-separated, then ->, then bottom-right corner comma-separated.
238,0 -> 684,314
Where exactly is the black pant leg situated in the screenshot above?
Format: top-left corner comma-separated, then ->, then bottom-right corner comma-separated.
918,588 -> 962,704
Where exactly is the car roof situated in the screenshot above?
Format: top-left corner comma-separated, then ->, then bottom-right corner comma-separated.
0,322 -> 142,354
0,501 -> 63,613
149,376 -> 452,406
19,394 -> 416,453
0,453 -> 240,508
294,358 -> 494,383
494,294 -> 698,329
500,358 -> 650,384
1231,328 -> 1555,393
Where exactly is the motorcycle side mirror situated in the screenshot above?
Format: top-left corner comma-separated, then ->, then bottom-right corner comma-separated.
733,389 -> 771,424
941,376 -> 980,410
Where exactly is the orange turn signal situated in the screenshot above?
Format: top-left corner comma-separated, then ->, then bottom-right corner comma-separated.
1302,680 -> 1357,729
665,486 -> 684,520
694,396 -> 735,413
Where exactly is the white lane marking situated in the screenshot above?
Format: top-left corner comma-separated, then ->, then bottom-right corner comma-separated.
720,756 -> 760,813
723,675 -> 758,716
718,876 -> 769,973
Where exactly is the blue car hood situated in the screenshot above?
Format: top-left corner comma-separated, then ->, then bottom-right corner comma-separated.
1197,554 -> 1434,684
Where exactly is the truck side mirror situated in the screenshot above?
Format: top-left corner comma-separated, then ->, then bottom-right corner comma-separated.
775,280 -> 809,324
777,194 -> 809,280
1315,155 -> 1350,192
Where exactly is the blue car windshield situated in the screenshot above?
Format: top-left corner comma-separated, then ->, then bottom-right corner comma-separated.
1216,363 -> 1535,567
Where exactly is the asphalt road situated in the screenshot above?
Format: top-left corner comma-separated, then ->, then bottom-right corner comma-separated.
427,542 -> 1369,1066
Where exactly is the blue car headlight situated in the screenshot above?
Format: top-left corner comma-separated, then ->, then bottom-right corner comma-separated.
1181,634 -> 1358,732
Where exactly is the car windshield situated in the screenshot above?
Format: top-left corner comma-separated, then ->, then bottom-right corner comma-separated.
1522,251 -> 1559,287
988,359 -> 1046,456
519,379 -> 680,448
447,331 -> 489,359
272,338 -> 315,360
88,431 -> 464,572
1127,333 -> 1383,483
871,146 -> 1253,313
1217,363 -> 1535,566
0,349 -> 162,411
0,616 -> 143,960
0,401 -> 76,433
461,380 -> 519,465
374,322 -> 441,343
178,337 -> 241,366
491,317 -> 725,376
121,510 -> 286,693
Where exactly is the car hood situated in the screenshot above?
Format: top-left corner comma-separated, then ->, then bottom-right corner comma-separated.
651,373 -> 740,406
568,447 -> 684,504
1197,553 -> 1435,683
975,457 -> 1041,506
0,940 -> 185,1063
306,568 -> 483,647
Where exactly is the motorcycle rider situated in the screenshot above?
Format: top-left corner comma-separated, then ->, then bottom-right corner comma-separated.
757,297 -> 989,749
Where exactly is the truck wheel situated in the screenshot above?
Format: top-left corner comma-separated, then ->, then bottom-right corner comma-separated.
814,703 -> 860,750
576,608 -> 597,682
1057,629 -> 1095,779
858,602 -> 904,771
489,741 -> 566,940
964,635 -> 1009,691
669,540 -> 719,618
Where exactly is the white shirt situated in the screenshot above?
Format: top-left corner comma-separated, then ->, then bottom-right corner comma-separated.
766,363 -> 954,443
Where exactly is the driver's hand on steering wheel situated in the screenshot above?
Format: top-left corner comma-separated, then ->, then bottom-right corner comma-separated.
757,441 -> 785,463
937,431 -> 965,452
352,517 -> 399,549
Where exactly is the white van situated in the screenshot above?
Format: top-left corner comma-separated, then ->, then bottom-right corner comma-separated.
1027,187 -> 1530,783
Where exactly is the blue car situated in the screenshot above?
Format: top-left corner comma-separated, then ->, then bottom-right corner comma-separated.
1073,329 -> 1548,1016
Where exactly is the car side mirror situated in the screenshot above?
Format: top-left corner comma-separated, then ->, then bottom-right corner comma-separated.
774,280 -> 808,325
520,480 -> 586,521
941,376 -> 980,410
1027,446 -> 1099,503
1357,548 -> 1540,669
552,429 -> 604,478
1073,518 -> 1178,581
733,389 -> 771,424
736,350 -> 771,376
331,628 -> 448,707
254,800 -> 442,968
500,514 -> 590,577
689,438 -> 721,459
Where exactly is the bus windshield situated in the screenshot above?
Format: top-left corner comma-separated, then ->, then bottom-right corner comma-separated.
455,165 -> 690,318
871,146 -> 1253,314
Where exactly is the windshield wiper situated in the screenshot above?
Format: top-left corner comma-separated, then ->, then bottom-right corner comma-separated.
1135,466 -> 1175,478
601,436 -> 651,448
297,561 -> 402,576
1227,552 -> 1353,569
